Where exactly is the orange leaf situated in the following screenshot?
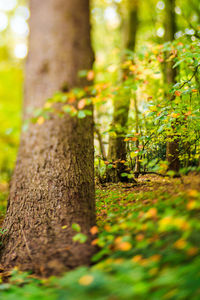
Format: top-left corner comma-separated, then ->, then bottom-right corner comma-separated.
131,137 -> 138,142
175,91 -> 181,97
90,226 -> 98,235
187,247 -> 198,256
117,241 -> 132,251
68,97 -> 76,104
87,70 -> 95,81
146,208 -> 157,218
91,239 -> 98,246
78,99 -> 86,110
135,234 -> 145,241
185,111 -> 192,116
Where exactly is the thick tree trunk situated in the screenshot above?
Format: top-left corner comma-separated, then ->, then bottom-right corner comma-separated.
107,0 -> 139,182
0,0 -> 96,276
164,0 -> 180,173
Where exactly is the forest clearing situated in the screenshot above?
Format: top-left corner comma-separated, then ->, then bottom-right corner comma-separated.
0,0 -> 200,299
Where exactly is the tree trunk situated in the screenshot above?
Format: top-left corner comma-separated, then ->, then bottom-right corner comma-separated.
133,94 -> 140,177
164,0 -> 180,173
107,0 -> 139,182
0,0 -> 96,276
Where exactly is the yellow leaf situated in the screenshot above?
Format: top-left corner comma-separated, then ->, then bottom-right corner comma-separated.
149,254 -> 161,262
37,116 -> 45,125
62,225 -> 67,229
110,132 -> 117,138
79,275 -> 94,286
187,189 -> 198,198
129,65 -> 136,72
132,255 -> 143,263
149,267 -> 158,276
114,258 -> 124,264
150,106 -> 157,112
159,216 -> 173,230
187,201 -> 197,210
174,218 -> 190,230
171,113 -> 179,118
44,102 -> 52,108
174,238 -> 187,250
130,152 -> 137,158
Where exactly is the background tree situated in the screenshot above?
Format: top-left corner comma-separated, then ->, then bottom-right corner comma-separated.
0,0 -> 96,276
164,0 -> 180,172
107,0 -> 139,182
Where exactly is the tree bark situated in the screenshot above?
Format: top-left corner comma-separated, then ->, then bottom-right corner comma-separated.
0,0 -> 96,276
164,0 -> 180,172
107,0 -> 139,182
133,94 -> 140,177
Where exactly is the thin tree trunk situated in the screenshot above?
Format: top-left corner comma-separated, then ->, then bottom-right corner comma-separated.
107,0 -> 139,182
164,0 -> 180,172
95,127 -> 107,161
133,94 -> 140,177
0,0 -> 96,276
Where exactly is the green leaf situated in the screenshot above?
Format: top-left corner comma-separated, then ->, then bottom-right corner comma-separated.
121,173 -> 128,177
78,70 -> 88,78
72,223 -> 81,232
78,110 -> 86,119
62,105 -> 72,113
72,233 -> 88,243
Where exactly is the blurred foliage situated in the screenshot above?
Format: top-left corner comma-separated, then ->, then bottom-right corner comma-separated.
0,65 -> 22,178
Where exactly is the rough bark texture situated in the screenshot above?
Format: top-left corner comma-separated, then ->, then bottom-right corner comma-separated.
164,0 -> 180,172
107,0 -> 139,182
0,0 -> 96,276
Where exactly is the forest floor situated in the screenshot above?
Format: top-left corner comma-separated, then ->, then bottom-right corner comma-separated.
0,173 -> 200,299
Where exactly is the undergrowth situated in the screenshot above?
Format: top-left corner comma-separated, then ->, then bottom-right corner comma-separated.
0,175 -> 200,300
